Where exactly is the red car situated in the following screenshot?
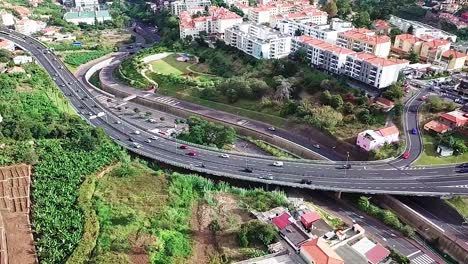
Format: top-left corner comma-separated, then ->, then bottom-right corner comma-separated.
187,151 -> 197,156
179,145 -> 188,150
403,151 -> 410,159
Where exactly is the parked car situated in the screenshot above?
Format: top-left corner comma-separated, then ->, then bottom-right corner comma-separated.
273,161 -> 284,167
313,144 -> 320,149
403,151 -> 410,159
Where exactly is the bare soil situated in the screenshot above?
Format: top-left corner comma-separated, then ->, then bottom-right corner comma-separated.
128,233 -> 155,264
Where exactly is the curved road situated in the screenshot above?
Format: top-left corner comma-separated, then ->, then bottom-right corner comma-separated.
2,29 -> 468,197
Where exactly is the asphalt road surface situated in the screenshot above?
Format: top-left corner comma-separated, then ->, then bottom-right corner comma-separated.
2,29 -> 468,197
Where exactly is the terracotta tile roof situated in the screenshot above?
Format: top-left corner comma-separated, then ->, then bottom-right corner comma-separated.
351,52 -> 409,67
295,36 -> 355,55
424,120 -> 450,133
375,97 -> 395,107
440,111 -> 468,125
423,39 -> 451,49
301,238 -> 344,264
396,34 -> 422,44
340,28 -> 390,45
301,211 -> 321,225
373,19 -> 390,30
272,212 -> 292,230
442,49 -> 467,59
365,244 -> 390,264
377,125 -> 399,137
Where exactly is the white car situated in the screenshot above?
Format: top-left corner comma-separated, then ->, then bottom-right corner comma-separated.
145,139 -> 152,143
151,135 -> 158,140
134,130 -> 140,135
220,153 -> 230,158
273,161 -> 283,167
132,143 -> 141,148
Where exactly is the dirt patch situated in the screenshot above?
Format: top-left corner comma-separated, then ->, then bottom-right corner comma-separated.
187,202 -> 217,264
0,164 -> 37,264
128,233 -> 155,264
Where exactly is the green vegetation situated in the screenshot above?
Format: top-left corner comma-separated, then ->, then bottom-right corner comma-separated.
0,64 -> 122,263
237,220 -> 277,247
371,142 -> 403,160
425,96 -> 457,113
357,196 -> 415,238
307,202 -> 345,229
446,196 -> 468,218
416,133 -> 468,165
177,116 -> 236,148
390,249 -> 410,264
149,53 -> 208,76
63,50 -> 111,67
245,137 -> 295,158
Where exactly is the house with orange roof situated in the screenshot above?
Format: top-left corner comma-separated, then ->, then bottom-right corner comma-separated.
439,110 -> 468,128
389,15 -> 457,42
344,52 -> 409,88
300,237 -> 344,264
392,34 -> 424,55
419,38 -> 451,62
292,35 -> 355,74
356,125 -> 400,151
439,49 -> 467,71
424,120 -> 450,134
372,19 -> 391,35
179,7 -> 243,40
337,28 -> 391,58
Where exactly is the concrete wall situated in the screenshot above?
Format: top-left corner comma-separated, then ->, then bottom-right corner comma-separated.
375,195 -> 468,263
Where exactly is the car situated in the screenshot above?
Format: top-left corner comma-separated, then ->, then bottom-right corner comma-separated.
180,145 -> 188,149
313,144 -> 320,149
132,143 -> 141,149
244,167 -> 253,173
220,153 -> 230,158
151,135 -> 158,140
273,161 -> 284,167
266,175 -> 274,180
403,151 -> 410,159
88,112 -> 93,116
199,163 -> 206,168
115,120 -> 121,124
268,127 -> 276,131
420,96 -> 427,101
145,139 -> 152,143
457,168 -> 468,173
52,77 -> 56,81
456,163 -> 468,168
78,105 -> 84,109
411,128 -> 418,135
128,137 -> 134,142
342,164 -> 351,169
301,179 -> 312,185
187,151 -> 197,156
134,130 -> 140,135
68,82 -> 72,85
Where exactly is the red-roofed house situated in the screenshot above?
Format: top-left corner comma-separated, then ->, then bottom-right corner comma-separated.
356,125 -> 400,151
439,110 -> 468,128
392,34 -> 423,55
374,97 -> 395,112
424,120 -> 450,134
420,39 -> 451,62
372,19 -> 391,35
365,244 -> 390,264
337,28 -> 391,58
440,49 -> 467,71
301,211 -> 321,229
179,7 -> 243,40
300,238 -> 344,264
272,212 -> 293,230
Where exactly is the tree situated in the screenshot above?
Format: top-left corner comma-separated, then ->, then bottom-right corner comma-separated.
320,90 -> 332,105
356,108 -> 371,123
294,28 -> 304,36
248,79 -> 270,98
305,106 -> 343,130
273,77 -> 294,101
353,11 -> 372,28
322,0 -> 338,17
336,0 -> 352,19
408,51 -> 420,63
393,102 -> 403,117
358,196 -> 371,211
293,48 -> 308,64
330,95 -> 344,109
389,28 -> 403,42
343,102 -> 354,114
133,107 -> 140,115
383,84 -> 404,101
407,25 -> 414,34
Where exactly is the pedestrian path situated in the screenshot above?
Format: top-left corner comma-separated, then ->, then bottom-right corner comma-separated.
153,96 -> 179,106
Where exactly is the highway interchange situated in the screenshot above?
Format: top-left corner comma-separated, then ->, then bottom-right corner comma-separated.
1,28 -> 468,196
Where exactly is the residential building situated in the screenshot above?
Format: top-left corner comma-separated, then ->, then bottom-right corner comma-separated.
248,6 -> 272,24
233,2 -> 251,16
74,0 -> 98,9
14,19 -> 46,35
63,10 -> 112,25
356,125 -> 400,151
171,0 -> 211,16
372,19 -> 391,35
13,55 -> 33,65
374,97 -> 395,112
224,23 -> 292,59
439,49 -> 467,71
277,20 -> 339,43
292,36 -> 355,74
179,7 -> 243,39
222,0 -> 248,6
0,11 -> 15,27
0,39 -> 15,51
330,18 -> 354,33
300,211 -> 321,229
419,38 -> 451,62
337,28 -> 391,58
389,15 -> 457,42
271,212 -> 293,230
6,66 -> 25,73
351,237 -> 390,264
343,53 -> 409,88
300,238 -> 344,264
248,3 -> 326,25
392,34 -> 424,55
439,110 -> 468,128
28,0 -> 44,8
424,120 -> 450,134
451,41 -> 468,54
272,8 -> 328,26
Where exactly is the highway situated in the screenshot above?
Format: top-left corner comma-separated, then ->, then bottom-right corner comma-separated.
2,28 -> 468,196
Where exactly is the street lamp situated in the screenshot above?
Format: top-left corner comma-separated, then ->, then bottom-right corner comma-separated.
345,151 -> 350,177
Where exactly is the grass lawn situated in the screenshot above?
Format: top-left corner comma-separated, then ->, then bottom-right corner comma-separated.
416,133 -> 468,165
446,196 -> 468,218
150,54 -> 194,75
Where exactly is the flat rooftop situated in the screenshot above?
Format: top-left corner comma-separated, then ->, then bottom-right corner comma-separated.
335,244 -> 368,264
233,252 -> 296,264
280,222 -> 310,246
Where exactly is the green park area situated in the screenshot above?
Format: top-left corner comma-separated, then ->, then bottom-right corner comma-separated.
416,134 -> 468,165
150,53 -> 195,75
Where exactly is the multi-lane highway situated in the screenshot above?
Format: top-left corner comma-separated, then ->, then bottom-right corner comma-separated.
2,28 -> 468,196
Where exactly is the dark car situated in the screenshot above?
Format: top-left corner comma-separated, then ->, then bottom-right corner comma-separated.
342,164 -> 351,169
179,145 -> 188,150
301,179 -> 312,185
244,167 -> 253,173
456,163 -> 468,168
187,151 -> 197,156
457,168 -> 468,173
128,137 -> 134,142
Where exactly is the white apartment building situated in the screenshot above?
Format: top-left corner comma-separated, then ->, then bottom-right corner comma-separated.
337,28 -> 391,58
248,3 -> 326,25
343,53 -> 409,88
248,6 -> 272,24
224,23 -> 292,59
74,0 -> 98,9
291,36 -> 354,74
330,18 -> 354,32
389,15 -> 457,42
171,0 -> 211,16
277,19 -> 338,43
179,7 -> 243,39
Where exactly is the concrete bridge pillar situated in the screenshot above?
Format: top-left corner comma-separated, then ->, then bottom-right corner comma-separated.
334,191 -> 342,199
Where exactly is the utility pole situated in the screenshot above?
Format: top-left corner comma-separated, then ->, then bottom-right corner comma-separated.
345,151 -> 350,177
